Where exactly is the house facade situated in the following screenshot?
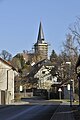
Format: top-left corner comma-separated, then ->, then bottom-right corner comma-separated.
34,64 -> 62,90
34,65 -> 54,89
27,59 -> 62,98
0,58 -> 18,104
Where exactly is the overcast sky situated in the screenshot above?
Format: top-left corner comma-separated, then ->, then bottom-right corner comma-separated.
0,0 -> 80,57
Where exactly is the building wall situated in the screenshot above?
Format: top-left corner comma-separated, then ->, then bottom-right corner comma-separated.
0,60 -> 15,103
34,43 -> 48,59
0,90 -> 1,104
34,66 -> 53,89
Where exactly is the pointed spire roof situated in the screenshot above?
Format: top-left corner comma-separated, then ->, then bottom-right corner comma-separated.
37,22 -> 45,43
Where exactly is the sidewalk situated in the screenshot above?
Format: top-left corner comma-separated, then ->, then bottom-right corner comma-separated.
50,101 -> 75,120
0,105 -> 9,109
0,101 -> 29,109
10,101 -> 29,105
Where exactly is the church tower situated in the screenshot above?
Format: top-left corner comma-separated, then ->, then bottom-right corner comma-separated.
34,22 -> 48,59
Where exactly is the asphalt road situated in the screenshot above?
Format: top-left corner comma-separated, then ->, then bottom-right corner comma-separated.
0,100 -> 60,120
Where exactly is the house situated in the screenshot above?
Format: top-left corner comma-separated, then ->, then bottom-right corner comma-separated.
27,59 -> 62,98
0,57 -> 18,104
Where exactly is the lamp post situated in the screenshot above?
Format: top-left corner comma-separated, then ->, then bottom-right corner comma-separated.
66,62 -> 73,107
70,79 -> 73,107
58,88 -> 62,100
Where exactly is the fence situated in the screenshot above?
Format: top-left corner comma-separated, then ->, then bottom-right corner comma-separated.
14,92 -> 33,101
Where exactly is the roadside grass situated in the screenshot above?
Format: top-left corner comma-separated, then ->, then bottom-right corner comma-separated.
48,99 -> 79,105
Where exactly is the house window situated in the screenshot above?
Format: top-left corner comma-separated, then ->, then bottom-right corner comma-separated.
42,71 -> 45,74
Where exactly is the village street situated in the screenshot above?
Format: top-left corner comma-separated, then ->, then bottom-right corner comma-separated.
0,99 -> 76,120
0,100 -> 60,120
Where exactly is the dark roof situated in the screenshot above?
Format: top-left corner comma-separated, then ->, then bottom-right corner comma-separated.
37,22 -> 45,43
33,59 -> 53,67
27,59 -> 53,78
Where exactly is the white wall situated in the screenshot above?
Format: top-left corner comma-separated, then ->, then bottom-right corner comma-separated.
0,90 -> 1,104
0,61 -> 15,103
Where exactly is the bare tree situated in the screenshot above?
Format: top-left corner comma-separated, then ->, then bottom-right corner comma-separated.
58,33 -> 79,94
63,33 -> 78,56
69,17 -> 80,52
0,50 -> 12,61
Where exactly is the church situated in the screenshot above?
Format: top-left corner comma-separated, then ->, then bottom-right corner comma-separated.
22,22 -> 49,64
34,22 -> 48,60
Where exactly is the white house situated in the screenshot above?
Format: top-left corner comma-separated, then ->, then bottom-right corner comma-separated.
0,57 -> 18,104
28,59 -> 62,90
34,65 -> 61,89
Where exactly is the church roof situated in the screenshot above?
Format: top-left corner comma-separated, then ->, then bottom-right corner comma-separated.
37,22 -> 45,43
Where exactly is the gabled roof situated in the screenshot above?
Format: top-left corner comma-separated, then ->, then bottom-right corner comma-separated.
0,57 -> 16,70
27,59 -> 53,78
37,22 -> 45,43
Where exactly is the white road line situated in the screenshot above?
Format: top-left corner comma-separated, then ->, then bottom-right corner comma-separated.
50,105 -> 60,120
6,106 -> 37,120
56,110 -> 78,114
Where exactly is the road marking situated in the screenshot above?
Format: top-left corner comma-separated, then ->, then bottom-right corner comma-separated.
56,110 -> 78,114
50,104 -> 77,120
6,106 -> 37,120
50,105 -> 60,120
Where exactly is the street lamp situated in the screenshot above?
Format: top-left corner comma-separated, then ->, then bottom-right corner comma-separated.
58,88 -> 62,100
70,79 -> 73,107
66,62 -> 73,106
66,61 -> 71,80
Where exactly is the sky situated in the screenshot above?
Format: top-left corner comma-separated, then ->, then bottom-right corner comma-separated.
0,0 -> 80,57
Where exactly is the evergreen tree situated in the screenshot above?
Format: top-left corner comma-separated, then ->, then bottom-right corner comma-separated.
50,50 -> 57,64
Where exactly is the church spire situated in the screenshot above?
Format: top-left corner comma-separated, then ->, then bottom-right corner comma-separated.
34,22 -> 48,59
37,21 -> 45,43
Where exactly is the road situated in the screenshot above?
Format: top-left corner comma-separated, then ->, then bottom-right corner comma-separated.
0,100 -> 60,120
